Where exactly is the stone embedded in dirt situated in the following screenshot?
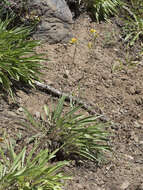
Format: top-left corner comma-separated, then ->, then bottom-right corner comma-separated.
35,111 -> 41,119
130,131 -> 139,142
139,141 -> 143,145
135,86 -> 142,94
112,79 -> 121,86
120,181 -> 130,190
63,70 -> 70,79
135,96 -> 143,105
127,85 -> 142,95
123,154 -> 134,160
104,80 -> 111,88
101,72 -> 111,80
134,121 -> 142,129
129,86 -> 136,95
28,0 -> 73,43
120,76 -> 129,81
138,120 -> 143,125
17,107 -> 24,112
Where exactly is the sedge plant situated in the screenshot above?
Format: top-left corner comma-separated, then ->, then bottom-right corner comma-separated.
0,139 -> 70,190
82,0 -> 123,22
23,96 -> 111,163
122,3 -> 143,46
0,16 -> 45,98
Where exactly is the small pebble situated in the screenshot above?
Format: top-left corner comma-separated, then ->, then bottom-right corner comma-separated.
35,111 -> 41,118
17,107 -> 24,112
135,97 -> 143,105
120,181 -> 130,190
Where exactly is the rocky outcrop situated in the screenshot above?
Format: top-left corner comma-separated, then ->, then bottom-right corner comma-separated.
0,0 -> 74,43
28,0 -> 73,43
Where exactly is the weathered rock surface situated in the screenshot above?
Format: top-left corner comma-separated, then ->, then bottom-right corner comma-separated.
28,0 -> 73,43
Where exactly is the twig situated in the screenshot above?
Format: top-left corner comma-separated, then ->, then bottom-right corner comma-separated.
34,81 -> 109,122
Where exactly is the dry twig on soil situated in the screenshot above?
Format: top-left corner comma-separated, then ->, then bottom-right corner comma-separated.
34,81 -> 109,122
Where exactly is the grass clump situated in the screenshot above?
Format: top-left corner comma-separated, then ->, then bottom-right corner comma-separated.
0,97 -> 111,189
121,0 -> 143,46
23,96 -> 111,163
122,14 -> 143,46
0,139 -> 70,190
0,17 -> 44,98
82,0 -> 123,22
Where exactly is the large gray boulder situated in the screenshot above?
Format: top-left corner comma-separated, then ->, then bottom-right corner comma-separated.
28,0 -> 73,43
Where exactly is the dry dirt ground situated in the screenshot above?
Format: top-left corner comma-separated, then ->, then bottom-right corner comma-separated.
0,14 -> 143,190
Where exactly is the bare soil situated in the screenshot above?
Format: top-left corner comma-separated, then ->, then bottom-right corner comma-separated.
0,14 -> 143,190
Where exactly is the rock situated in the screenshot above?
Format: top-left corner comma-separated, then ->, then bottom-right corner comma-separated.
129,86 -> 136,95
104,80 -> 111,88
123,154 -> 134,160
28,0 -> 73,43
76,183 -> 83,190
17,107 -> 24,112
112,79 -> 121,86
120,181 -> 130,190
130,131 -> 139,142
139,141 -> 143,145
101,72 -> 111,80
134,121 -> 141,128
2,0 -> 73,43
135,87 -> 142,94
127,85 -> 142,95
35,111 -> 41,119
138,120 -> 143,125
63,70 -> 70,78
135,96 -> 143,105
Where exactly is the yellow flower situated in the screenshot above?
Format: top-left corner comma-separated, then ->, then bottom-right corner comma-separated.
69,38 -> 77,44
88,42 -> 92,49
90,29 -> 96,34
